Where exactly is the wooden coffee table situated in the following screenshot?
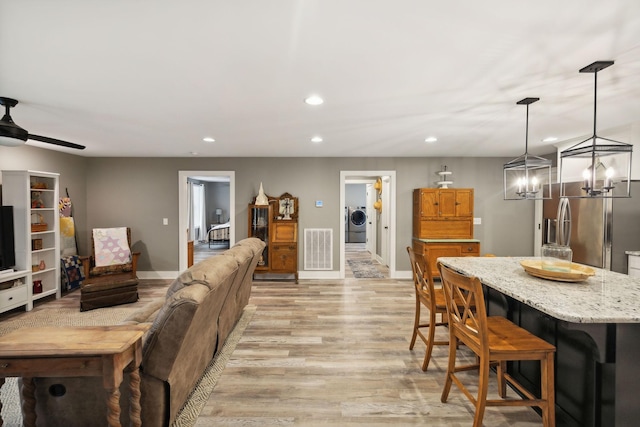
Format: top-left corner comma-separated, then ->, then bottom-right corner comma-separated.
0,325 -> 149,427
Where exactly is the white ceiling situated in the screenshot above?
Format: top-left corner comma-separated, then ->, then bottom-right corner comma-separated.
1,1 -> 640,158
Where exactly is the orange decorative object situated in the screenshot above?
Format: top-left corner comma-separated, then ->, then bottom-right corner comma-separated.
374,177 -> 382,193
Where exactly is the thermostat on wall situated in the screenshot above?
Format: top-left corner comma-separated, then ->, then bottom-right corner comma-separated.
315,200 -> 323,207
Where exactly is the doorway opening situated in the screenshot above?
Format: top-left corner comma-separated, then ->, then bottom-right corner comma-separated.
340,171 -> 396,279
178,171 -> 235,272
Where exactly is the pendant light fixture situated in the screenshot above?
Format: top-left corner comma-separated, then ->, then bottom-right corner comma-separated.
503,97 -> 552,200
559,61 -> 633,198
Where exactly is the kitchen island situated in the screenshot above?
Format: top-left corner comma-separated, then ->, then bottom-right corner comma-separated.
438,256 -> 640,427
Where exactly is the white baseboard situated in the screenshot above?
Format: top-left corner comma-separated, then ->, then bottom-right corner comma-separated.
298,270 -> 342,280
138,271 -> 180,280
392,270 -> 412,280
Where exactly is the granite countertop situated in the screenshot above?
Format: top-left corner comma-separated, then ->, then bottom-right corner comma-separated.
625,251 -> 640,256
438,256 -> 640,324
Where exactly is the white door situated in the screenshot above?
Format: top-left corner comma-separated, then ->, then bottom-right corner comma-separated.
380,177 -> 390,267
366,184 -> 376,260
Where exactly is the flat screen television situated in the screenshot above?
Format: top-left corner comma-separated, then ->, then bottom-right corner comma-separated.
0,206 -> 16,271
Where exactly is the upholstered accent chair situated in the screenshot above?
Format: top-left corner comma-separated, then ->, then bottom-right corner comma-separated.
79,227 -> 140,311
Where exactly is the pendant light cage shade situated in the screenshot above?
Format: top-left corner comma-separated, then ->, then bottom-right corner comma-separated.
559,60 -> 633,198
504,154 -> 552,200
503,97 -> 552,200
559,136 -> 632,198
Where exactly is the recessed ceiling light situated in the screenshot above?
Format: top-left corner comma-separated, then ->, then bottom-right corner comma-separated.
424,136 -> 438,143
311,136 -> 323,143
304,95 -> 324,106
543,136 -> 558,142
203,137 -> 215,143
190,151 -> 199,156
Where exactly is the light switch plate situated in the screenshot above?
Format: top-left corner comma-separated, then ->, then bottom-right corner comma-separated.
473,217 -> 481,225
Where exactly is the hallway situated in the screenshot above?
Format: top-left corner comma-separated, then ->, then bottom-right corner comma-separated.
345,242 -> 389,279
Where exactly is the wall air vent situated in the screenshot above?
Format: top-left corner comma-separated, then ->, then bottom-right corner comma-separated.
304,228 -> 333,270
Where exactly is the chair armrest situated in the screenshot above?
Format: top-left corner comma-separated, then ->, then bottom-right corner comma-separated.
78,255 -> 91,281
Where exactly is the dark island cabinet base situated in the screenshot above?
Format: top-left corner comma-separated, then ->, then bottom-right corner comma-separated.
484,286 -> 636,427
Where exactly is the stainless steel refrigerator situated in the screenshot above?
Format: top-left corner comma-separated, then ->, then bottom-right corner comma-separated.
542,181 -> 640,273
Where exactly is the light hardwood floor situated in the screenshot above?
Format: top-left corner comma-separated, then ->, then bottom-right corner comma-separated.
194,245 -> 542,426
0,247 -> 543,426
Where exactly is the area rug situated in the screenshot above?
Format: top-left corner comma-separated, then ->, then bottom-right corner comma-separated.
347,259 -> 385,278
0,305 -> 256,427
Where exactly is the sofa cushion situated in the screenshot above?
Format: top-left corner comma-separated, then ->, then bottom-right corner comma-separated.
165,255 -> 238,297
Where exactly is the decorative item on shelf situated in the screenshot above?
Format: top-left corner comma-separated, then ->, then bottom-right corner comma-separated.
32,238 -> 43,250
373,199 -> 382,213
374,177 -> 382,194
560,61 -> 633,198
31,191 -> 45,208
33,280 -> 43,294
30,181 -> 48,190
279,197 -> 293,220
32,265 -> 39,272
503,98 -> 552,200
39,260 -> 46,270
255,182 -> 269,205
436,165 -> 454,188
277,192 -> 297,220
30,212 -> 47,232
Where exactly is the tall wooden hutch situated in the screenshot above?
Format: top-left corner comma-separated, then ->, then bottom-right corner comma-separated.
412,188 -> 480,278
248,192 -> 298,282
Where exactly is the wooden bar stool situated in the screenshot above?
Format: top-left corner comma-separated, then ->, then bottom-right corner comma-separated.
437,262 -> 556,427
406,247 -> 449,371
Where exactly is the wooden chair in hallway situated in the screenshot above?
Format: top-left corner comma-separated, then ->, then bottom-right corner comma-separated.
406,246 -> 450,371
437,262 -> 556,427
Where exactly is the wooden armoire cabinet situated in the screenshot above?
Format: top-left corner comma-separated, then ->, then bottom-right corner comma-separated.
248,192 -> 298,282
413,188 -> 474,239
412,188 -> 480,278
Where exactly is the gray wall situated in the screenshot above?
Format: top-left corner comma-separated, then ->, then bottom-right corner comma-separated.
0,145 -> 536,274
346,184 -> 366,207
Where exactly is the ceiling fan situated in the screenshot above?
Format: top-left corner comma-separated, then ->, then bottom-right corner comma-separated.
0,97 -> 86,150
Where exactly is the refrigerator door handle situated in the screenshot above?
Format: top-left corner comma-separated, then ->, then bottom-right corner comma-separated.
556,197 -> 572,246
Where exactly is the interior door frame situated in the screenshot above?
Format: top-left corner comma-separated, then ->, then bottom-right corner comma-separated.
340,170 -> 396,279
178,171 -> 235,272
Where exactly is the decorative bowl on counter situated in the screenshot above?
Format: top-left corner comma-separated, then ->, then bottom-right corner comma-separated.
520,259 -> 596,282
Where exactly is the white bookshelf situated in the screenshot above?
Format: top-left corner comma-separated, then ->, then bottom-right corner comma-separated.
1,170 -> 61,311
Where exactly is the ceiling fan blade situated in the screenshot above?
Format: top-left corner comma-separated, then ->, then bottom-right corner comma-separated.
28,134 -> 86,150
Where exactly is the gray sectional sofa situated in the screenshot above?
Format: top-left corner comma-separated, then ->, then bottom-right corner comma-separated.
26,237 -> 265,426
